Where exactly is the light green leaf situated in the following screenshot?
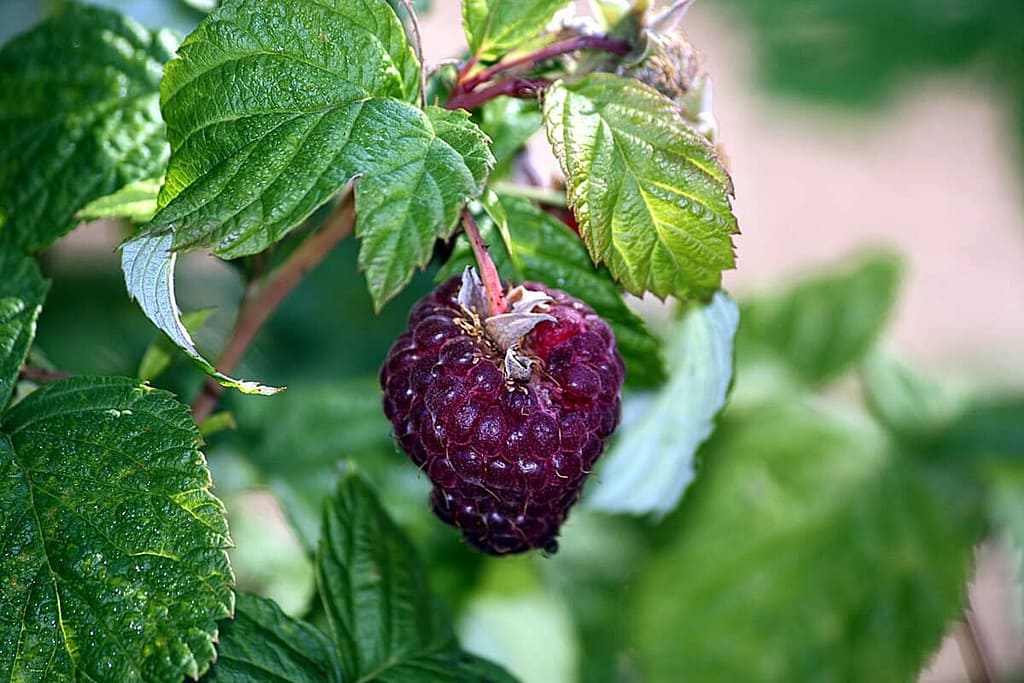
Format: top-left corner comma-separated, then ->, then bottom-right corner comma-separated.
147,0 -> 490,308
0,250 -> 48,408
462,0 -> 571,60
121,233 -> 283,395
440,195 -> 665,386
588,291 -> 738,515
232,380 -> 400,552
0,376 -> 234,682
458,561 -> 578,683
204,592 -> 341,683
0,5 -> 175,253
630,402 -> 984,682
543,73 -> 737,300
77,177 -> 163,225
317,472 -> 517,683
738,252 -> 902,384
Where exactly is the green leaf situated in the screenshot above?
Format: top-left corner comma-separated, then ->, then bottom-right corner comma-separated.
440,195 -> 665,386
737,252 -> 902,384
0,250 -> 48,408
0,376 -> 233,682
860,351 -> 962,444
146,0 -> 490,308
232,380 -> 399,551
543,73 -> 737,300
317,472 -> 517,683
588,292 -> 738,515
630,402 -> 984,683
76,177 -> 163,225
479,98 -> 542,177
121,233 -> 283,395
462,0 -> 571,60
204,592 -> 342,683
0,5 -> 175,253
356,107 -> 493,309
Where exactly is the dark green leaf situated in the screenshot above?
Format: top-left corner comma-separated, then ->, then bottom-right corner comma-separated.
440,195 -> 665,386
0,5 -> 175,252
479,98 -> 542,177
0,250 -> 48,408
462,0 -> 570,60
232,380 -> 400,552
630,402 -> 984,683
588,292 -> 738,515
737,252 -> 902,384
0,376 -> 233,682
204,592 -> 342,683
543,73 -> 738,300
317,472 -> 517,683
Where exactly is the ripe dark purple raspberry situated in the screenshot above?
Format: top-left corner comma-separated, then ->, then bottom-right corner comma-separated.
380,271 -> 624,555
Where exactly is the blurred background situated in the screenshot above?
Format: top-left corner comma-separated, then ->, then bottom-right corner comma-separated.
4,0 -> 1022,680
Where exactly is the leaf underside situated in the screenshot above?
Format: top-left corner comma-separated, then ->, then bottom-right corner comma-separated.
0,377 -> 233,682
588,292 -> 739,516
0,5 -> 175,253
543,73 -> 738,301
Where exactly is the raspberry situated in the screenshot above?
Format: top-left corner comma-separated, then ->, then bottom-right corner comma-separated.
380,270 -> 624,554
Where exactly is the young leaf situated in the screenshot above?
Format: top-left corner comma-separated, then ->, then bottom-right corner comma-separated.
76,177 -> 163,225
0,377 -> 234,682
121,233 -> 283,395
462,0 -> 571,60
543,73 -> 738,300
587,291 -> 738,516
0,5 -> 175,253
0,250 -> 48,408
146,0 -> 490,308
738,252 -> 902,384
317,472 -> 517,683
137,308 -> 214,382
630,403 -> 984,682
440,195 -> 666,386
204,592 -> 342,683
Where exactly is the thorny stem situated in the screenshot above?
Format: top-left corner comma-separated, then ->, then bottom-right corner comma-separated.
19,365 -> 72,383
462,34 -> 633,92
461,209 -> 507,316
191,193 -> 357,423
445,77 -> 548,112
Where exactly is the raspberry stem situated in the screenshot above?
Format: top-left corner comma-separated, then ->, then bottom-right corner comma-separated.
462,209 -> 508,316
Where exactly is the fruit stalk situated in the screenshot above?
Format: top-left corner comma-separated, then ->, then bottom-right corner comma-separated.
461,209 -> 508,316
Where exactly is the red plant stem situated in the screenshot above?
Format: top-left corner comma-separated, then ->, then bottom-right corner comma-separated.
191,193 -> 356,422
446,77 -> 548,112
461,209 -> 507,316
462,35 -> 633,92
19,365 -> 72,383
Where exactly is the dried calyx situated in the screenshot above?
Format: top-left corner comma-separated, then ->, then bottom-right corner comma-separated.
456,267 -> 556,381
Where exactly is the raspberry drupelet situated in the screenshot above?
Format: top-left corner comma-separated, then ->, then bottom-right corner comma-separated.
380,269 -> 624,555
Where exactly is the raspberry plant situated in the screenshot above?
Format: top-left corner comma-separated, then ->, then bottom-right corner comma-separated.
0,1 -> 1022,682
